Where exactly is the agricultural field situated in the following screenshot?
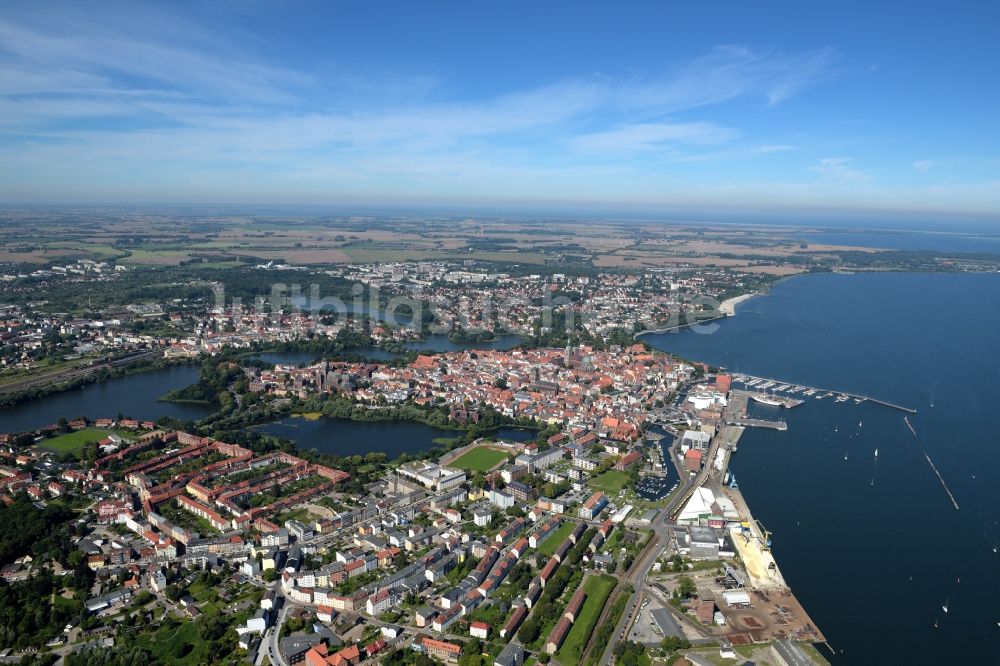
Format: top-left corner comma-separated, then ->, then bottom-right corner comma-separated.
0,211 -> 889,272
559,573 -> 618,665
450,445 -> 509,472
588,470 -> 630,495
36,428 -> 114,457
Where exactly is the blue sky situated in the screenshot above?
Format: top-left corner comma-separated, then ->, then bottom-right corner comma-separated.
1,1 -> 998,219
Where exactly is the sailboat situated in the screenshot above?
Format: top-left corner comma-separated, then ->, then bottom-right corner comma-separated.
942,598 -> 949,614
874,448 -> 879,458
934,620 -> 939,629
844,452 -> 848,461
859,420 -> 863,428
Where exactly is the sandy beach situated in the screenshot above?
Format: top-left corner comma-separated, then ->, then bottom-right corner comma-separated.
720,292 -> 757,316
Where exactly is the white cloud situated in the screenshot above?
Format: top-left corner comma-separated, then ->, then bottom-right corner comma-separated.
572,121 -> 740,154
913,159 -> 935,172
7,6 -> 931,211
617,45 -> 838,112
809,157 -> 871,184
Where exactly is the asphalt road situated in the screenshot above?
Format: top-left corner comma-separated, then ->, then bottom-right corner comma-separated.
597,386 -> 740,665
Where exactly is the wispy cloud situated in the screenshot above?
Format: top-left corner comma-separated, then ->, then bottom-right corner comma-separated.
0,4 -> 890,209
913,159 -> 935,172
809,157 -> 871,184
618,45 -> 838,111
572,121 -> 740,154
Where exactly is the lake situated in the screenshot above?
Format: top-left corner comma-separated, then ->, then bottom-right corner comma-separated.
254,415 -> 538,459
253,416 -> 455,459
0,364 -> 215,433
250,334 -> 524,367
407,334 -> 523,353
644,272 -> 1000,665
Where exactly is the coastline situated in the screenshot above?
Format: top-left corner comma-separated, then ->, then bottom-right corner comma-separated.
719,292 -> 757,316
633,291 -> 761,339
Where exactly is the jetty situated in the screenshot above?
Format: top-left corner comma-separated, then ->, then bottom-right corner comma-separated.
726,417 -> 787,430
729,373 -> 917,414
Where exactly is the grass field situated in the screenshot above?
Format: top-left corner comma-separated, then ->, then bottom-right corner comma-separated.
147,618 -> 209,665
588,470 -> 630,494
450,446 -> 509,472
37,428 -> 112,457
274,506 -> 318,525
560,573 -> 618,664
160,502 -> 221,535
536,521 -> 576,557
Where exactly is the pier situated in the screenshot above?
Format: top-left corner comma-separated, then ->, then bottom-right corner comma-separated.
729,373 -> 917,414
726,417 -> 787,430
723,390 -> 788,429
664,423 -> 827,649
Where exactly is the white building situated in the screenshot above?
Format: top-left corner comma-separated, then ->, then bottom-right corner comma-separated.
680,430 -> 712,452
149,570 -> 167,593
473,507 -> 493,527
398,461 -> 467,492
488,489 -> 515,510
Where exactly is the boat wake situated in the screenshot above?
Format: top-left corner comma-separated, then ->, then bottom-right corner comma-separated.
904,417 -> 960,510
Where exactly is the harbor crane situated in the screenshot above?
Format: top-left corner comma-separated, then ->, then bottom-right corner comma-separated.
756,520 -> 773,551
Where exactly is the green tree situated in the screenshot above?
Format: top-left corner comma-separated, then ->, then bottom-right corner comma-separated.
675,576 -> 696,599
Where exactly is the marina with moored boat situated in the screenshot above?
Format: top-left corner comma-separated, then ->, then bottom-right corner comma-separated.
728,373 -> 917,414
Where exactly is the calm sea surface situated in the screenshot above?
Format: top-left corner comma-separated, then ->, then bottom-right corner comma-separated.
645,272 -> 1000,665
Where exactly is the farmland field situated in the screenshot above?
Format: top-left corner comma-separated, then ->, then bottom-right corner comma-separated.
450,446 -> 509,472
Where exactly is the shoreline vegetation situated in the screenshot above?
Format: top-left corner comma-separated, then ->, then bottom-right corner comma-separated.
0,355 -> 199,409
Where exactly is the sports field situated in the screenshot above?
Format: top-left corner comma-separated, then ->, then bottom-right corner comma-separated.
37,428 -> 112,457
450,446 -> 508,472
